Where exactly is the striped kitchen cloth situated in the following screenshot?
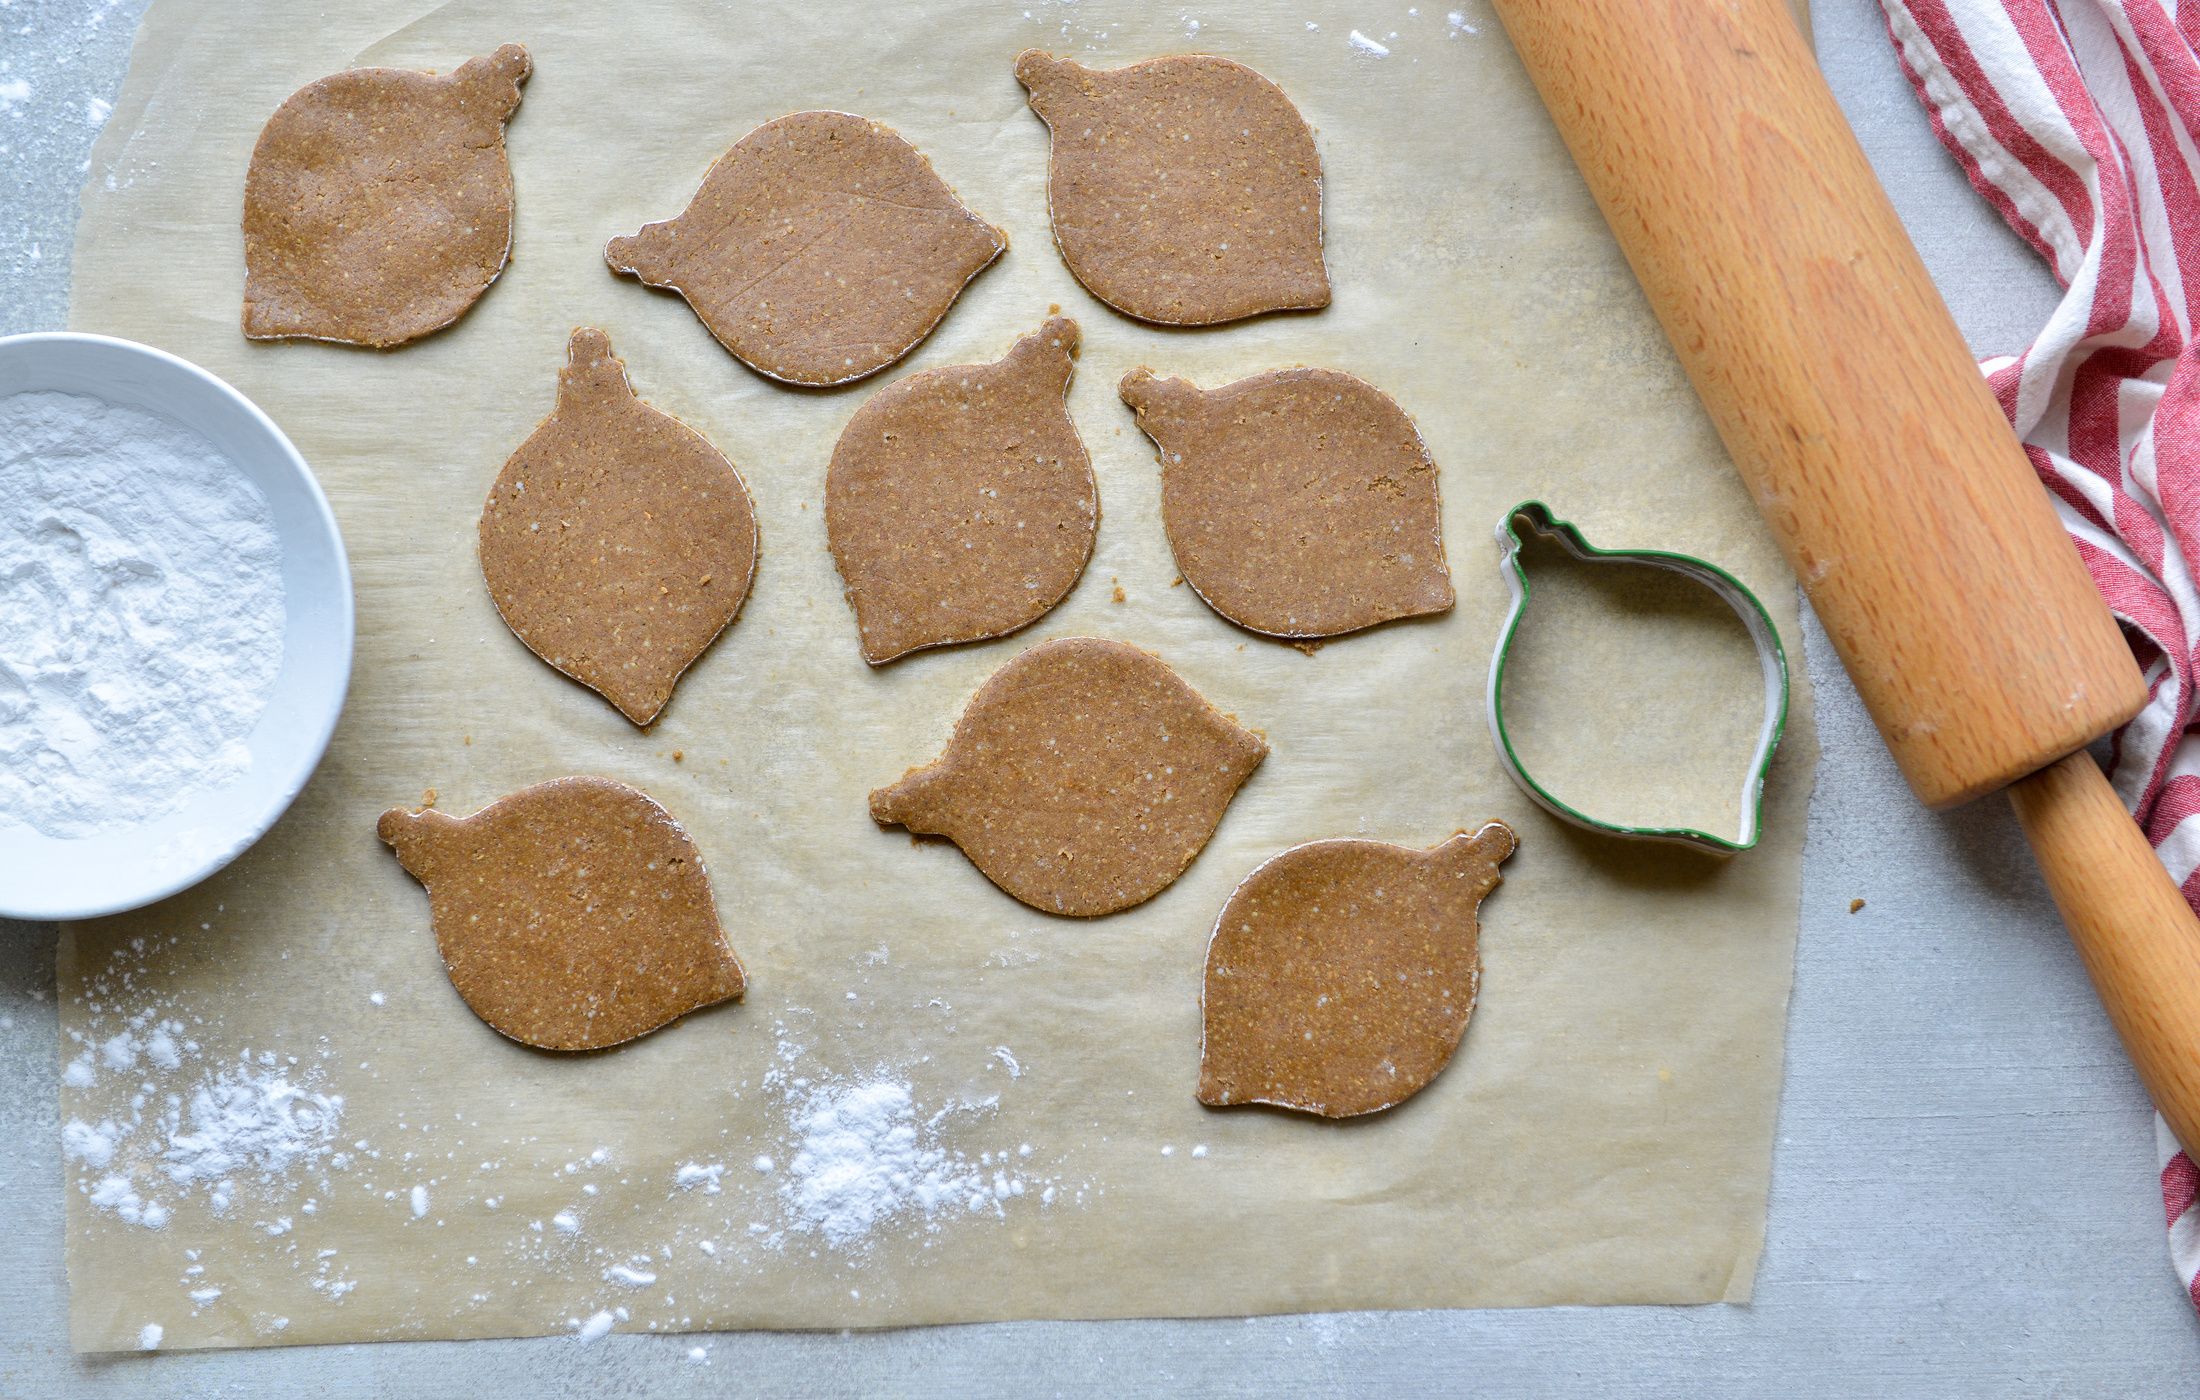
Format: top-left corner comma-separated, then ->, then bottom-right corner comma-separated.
1880,0 -> 2200,1310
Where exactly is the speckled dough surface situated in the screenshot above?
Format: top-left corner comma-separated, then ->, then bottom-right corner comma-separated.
870,636 -> 1267,916
377,777 -> 748,1052
1015,49 -> 1329,325
1121,366 -> 1454,637
606,111 -> 1006,386
826,316 -> 1097,663
1199,824 -> 1514,1118
480,327 -> 759,726
241,44 -> 530,347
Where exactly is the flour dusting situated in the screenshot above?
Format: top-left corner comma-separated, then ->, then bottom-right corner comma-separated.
0,390 -> 285,837
59,935 -> 371,1337
59,939 -> 1090,1345
62,1014 -> 345,1228
764,1032 -> 1072,1253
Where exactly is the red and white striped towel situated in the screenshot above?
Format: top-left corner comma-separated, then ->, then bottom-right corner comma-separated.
1880,0 -> 2200,1310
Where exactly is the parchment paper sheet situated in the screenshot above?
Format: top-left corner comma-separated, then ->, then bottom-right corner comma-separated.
61,0 -> 1817,1351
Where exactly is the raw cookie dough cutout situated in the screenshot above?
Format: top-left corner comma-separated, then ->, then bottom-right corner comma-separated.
826,316 -> 1097,664
1199,824 -> 1515,1118
242,44 -> 531,347
605,111 -> 1006,386
1121,366 -> 1454,638
480,327 -> 759,726
378,777 -> 747,1052
1014,50 -> 1329,325
870,637 -> 1266,916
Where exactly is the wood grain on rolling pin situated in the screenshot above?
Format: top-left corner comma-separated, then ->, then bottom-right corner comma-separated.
1492,0 -> 2145,810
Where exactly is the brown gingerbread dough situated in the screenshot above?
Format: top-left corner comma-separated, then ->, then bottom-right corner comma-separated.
1121,366 -> 1455,638
1198,824 -> 1516,1118
605,111 -> 1005,386
1014,50 -> 1329,326
870,637 -> 1266,916
378,777 -> 747,1052
480,328 -> 759,726
826,317 -> 1097,664
242,44 -> 531,348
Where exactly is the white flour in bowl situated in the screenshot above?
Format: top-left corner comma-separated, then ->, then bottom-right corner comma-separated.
0,389 -> 285,837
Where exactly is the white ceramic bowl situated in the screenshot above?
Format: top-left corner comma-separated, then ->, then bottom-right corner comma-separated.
0,333 -> 353,922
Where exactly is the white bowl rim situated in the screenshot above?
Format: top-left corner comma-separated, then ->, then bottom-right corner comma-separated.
0,331 -> 355,922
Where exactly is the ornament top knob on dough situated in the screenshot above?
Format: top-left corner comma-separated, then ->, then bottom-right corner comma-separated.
242,44 -> 531,348
606,111 -> 1007,387
1014,50 -> 1329,326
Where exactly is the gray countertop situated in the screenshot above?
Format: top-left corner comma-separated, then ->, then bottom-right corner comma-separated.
3,1 -> 2193,1393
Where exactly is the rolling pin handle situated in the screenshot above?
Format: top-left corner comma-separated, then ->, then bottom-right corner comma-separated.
2009,752 -> 2200,1151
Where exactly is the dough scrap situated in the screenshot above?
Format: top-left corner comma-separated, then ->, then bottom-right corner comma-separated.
1199,824 -> 1515,1118
378,777 -> 747,1052
1014,50 -> 1329,326
242,44 -> 531,348
1121,366 -> 1454,638
826,316 -> 1097,664
480,327 -> 759,726
870,637 -> 1266,916
605,111 -> 1006,386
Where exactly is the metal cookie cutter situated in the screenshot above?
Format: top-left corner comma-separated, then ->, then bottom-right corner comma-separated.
1487,500 -> 1790,854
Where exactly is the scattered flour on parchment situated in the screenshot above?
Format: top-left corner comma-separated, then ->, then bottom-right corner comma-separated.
0,390 -> 285,837
760,1030 -> 1076,1253
62,935 -> 1092,1346
572,1309 -> 617,1344
58,935 -> 373,1336
61,1016 -> 344,1228
780,1079 -> 998,1248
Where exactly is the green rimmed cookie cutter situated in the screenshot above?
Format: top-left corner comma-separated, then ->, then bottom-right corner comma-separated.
1488,501 -> 1789,855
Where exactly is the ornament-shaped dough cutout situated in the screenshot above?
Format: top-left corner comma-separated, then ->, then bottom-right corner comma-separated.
870,637 -> 1266,916
480,328 -> 759,726
1014,50 -> 1329,326
242,44 -> 531,347
827,317 -> 1097,664
1121,366 -> 1455,638
1199,824 -> 1515,1118
378,777 -> 747,1052
605,112 -> 1006,386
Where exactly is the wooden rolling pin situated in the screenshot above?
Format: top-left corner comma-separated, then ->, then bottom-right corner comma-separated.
1492,0 -> 2200,1149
